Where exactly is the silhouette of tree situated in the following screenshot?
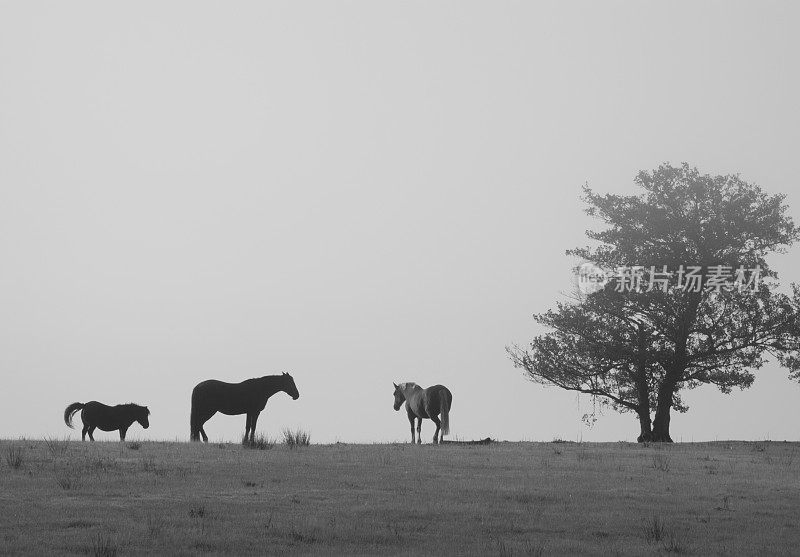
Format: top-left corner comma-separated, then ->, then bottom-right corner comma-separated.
509,163 -> 800,441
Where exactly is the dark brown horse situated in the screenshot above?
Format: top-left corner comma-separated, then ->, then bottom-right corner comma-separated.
393,382 -> 452,444
64,401 -> 150,441
190,373 -> 300,442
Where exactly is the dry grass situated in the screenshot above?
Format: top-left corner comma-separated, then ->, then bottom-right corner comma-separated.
241,433 -> 275,450
0,439 -> 798,554
282,428 -> 311,448
5,445 -> 24,470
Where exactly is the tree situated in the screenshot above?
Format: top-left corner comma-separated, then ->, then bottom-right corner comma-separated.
508,163 -> 800,441
508,288 -> 667,441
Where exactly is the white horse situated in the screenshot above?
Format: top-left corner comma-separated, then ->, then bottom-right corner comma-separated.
393,382 -> 452,444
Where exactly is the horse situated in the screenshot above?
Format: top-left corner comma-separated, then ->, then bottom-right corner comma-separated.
64,401 -> 150,441
393,382 -> 452,444
190,372 -> 300,442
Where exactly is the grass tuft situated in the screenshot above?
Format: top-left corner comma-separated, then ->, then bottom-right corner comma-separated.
282,428 -> 311,448
44,436 -> 70,457
642,514 -> 667,543
5,446 -> 24,470
662,531 -> 690,553
241,433 -> 274,450
90,533 -> 118,557
146,515 -> 166,538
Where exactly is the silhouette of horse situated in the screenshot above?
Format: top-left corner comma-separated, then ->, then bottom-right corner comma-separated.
190,372 -> 300,442
393,382 -> 452,444
64,401 -> 150,441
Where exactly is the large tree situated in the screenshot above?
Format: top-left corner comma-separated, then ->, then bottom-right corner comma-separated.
509,163 -> 800,441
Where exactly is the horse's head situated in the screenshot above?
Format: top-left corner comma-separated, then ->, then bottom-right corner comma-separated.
138,406 -> 150,429
282,372 -> 300,400
393,383 -> 405,411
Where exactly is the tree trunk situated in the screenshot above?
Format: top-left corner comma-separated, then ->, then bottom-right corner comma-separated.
651,379 -> 676,442
636,408 -> 653,442
651,413 -> 672,442
652,292 -> 699,443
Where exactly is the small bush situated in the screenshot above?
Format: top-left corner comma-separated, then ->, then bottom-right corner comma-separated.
5,446 -> 24,470
241,433 -> 274,450
44,436 -> 70,457
282,428 -> 311,448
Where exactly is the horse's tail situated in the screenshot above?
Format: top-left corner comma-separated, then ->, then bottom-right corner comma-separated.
440,390 -> 451,436
190,388 -> 200,441
64,402 -> 84,429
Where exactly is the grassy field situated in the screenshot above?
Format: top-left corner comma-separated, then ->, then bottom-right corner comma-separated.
1,438 -> 799,555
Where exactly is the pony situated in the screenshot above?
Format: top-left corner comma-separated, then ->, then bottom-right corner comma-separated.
393,382 -> 452,444
190,372 -> 300,442
64,401 -> 150,441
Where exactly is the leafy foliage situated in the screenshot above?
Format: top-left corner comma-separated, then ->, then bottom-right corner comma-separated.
509,163 -> 800,441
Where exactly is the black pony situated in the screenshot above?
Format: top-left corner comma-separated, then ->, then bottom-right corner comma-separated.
64,401 -> 150,441
190,372 -> 300,442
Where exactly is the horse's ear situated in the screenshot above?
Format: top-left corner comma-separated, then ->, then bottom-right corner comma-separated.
393,382 -> 398,389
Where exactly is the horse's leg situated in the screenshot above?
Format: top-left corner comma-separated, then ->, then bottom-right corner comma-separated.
431,415 -> 441,445
244,414 -> 252,442
406,408 -> 416,443
416,418 -> 422,444
88,426 -> 96,442
197,410 -> 215,443
249,412 -> 260,442
119,427 -> 128,441
81,414 -> 89,442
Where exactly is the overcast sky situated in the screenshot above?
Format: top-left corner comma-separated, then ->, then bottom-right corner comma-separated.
1,1 -> 798,443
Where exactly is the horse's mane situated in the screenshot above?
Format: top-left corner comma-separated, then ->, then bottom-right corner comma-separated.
121,403 -> 150,415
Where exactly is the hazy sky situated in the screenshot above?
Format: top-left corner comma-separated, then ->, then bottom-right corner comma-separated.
1,2 -> 799,443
